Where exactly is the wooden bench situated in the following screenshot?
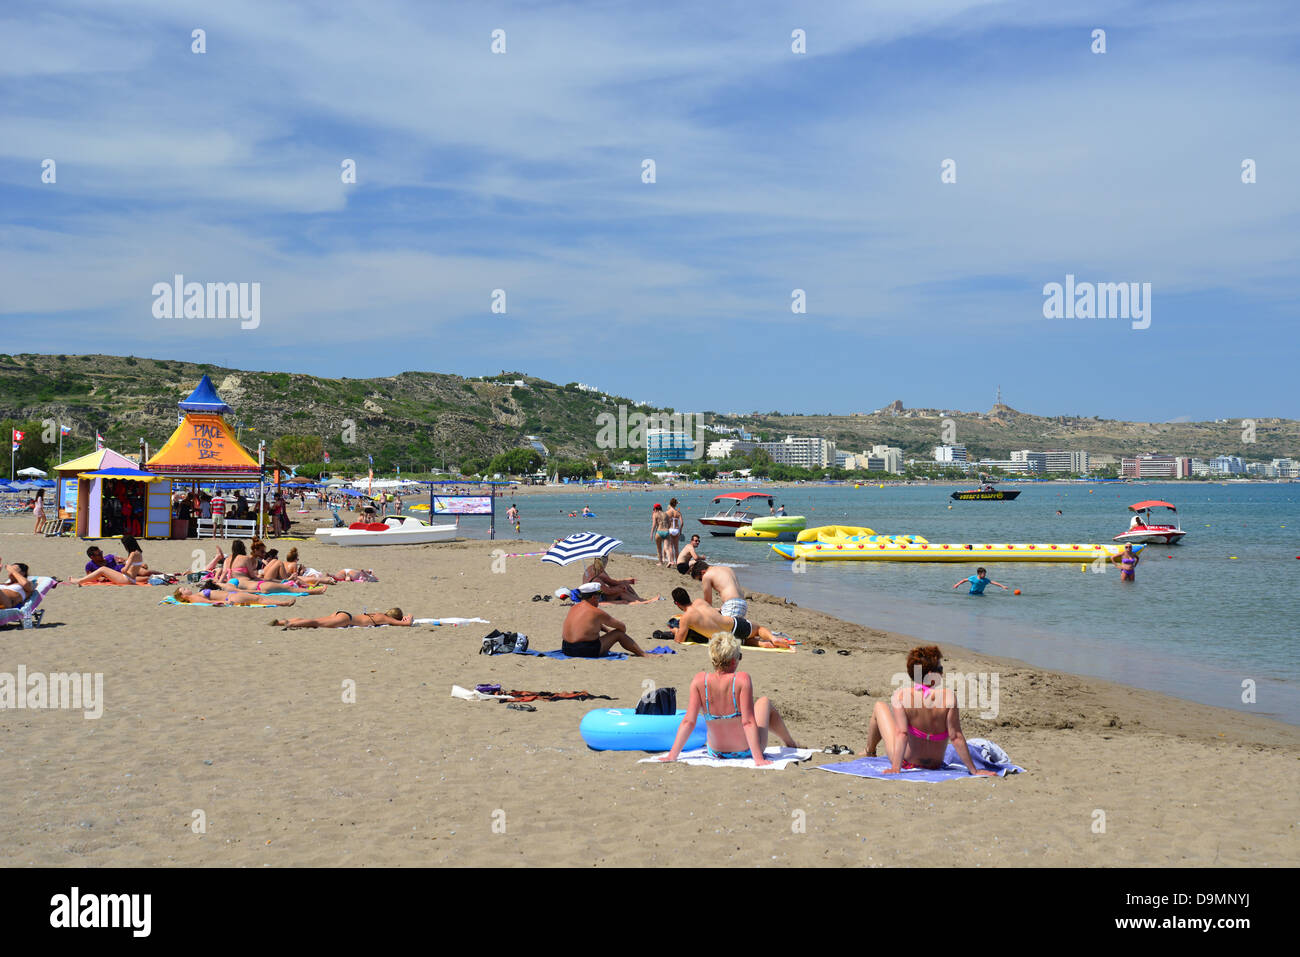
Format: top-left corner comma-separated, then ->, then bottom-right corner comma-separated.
196,518 -> 258,539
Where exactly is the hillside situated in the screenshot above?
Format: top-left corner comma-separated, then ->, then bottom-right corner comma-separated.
0,353 -> 1294,472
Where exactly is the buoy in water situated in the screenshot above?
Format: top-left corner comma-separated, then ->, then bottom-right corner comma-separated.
1013,589 -> 1021,595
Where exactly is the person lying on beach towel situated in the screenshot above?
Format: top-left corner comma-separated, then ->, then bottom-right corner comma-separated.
73,546 -> 149,585
582,556 -> 641,603
561,583 -> 649,657
198,577 -> 326,596
862,644 -> 996,776
656,631 -> 798,766
270,608 -> 412,629
670,588 -> 793,650
173,585 -> 298,607
0,561 -> 36,609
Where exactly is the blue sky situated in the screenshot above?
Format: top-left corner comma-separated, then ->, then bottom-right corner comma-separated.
2,0 -> 1297,420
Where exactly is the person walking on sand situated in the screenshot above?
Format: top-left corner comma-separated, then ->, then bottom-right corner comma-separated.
862,645 -> 996,776
561,582 -> 649,657
32,489 -> 46,535
657,631 -> 797,765
665,498 -> 683,565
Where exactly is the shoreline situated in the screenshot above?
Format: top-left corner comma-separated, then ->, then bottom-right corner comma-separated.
2,517 -> 1295,866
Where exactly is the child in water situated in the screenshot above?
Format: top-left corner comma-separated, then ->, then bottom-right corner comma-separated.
952,567 -> 1008,595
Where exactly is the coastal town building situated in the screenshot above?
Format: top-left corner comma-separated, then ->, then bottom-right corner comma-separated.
1121,453 -> 1187,478
647,428 -> 699,467
707,438 -> 756,460
933,444 -> 967,464
757,435 -> 837,469
1210,455 -> 1245,474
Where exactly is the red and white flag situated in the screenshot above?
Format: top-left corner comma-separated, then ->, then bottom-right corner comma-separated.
11,429 -> 23,442
95,431 -> 105,450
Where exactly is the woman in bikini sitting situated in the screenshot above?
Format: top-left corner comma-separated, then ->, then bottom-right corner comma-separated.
582,556 -> 641,602
119,535 -> 151,579
862,644 -> 995,775
657,631 -> 797,765
172,585 -> 297,607
270,607 -> 412,629
0,561 -> 35,609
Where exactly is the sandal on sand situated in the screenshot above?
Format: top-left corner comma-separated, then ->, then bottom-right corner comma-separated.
837,649 -> 851,656
812,648 -> 826,655
822,744 -> 853,755
506,703 -> 537,712
531,595 -> 543,602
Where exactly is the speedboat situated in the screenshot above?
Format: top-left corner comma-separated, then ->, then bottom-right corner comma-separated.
1113,500 -> 1186,545
314,514 -> 458,546
697,492 -> 774,536
950,483 -> 1021,501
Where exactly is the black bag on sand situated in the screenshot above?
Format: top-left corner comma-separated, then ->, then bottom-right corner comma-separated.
635,686 -> 677,715
480,630 -> 530,655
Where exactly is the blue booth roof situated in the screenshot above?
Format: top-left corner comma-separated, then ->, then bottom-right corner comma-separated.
179,374 -> 233,415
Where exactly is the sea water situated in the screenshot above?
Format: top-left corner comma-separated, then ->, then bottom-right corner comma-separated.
450,482 -> 1300,725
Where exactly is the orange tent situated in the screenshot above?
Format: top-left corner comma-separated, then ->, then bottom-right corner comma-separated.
146,413 -> 261,479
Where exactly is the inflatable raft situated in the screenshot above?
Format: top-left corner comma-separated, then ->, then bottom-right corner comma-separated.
795,525 -> 927,545
579,708 -> 706,752
772,541 -> 1144,563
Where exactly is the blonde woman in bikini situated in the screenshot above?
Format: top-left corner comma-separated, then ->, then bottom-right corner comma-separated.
651,504 -> 669,566
271,607 -> 412,629
665,498 -> 683,565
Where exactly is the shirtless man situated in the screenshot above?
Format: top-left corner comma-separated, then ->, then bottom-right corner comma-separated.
675,534 -> 705,572
688,559 -> 748,619
670,587 -> 792,649
561,582 -> 649,657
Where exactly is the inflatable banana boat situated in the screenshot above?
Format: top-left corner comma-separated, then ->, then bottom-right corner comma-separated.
771,540 -> 1144,562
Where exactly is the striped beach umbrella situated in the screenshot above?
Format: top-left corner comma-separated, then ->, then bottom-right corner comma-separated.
542,532 -> 623,566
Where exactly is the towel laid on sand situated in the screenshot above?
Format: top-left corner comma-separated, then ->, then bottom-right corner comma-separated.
641,746 -> 815,770
414,617 -> 490,626
819,748 -> 1023,783
525,649 -> 628,661
158,596 -> 279,607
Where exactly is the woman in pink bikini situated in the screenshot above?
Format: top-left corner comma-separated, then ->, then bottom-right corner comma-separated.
862,645 -> 995,775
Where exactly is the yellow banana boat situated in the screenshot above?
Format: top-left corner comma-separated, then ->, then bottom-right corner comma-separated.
771,541 -> 1143,562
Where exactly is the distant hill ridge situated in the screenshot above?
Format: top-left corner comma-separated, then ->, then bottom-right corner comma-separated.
0,354 -> 1293,469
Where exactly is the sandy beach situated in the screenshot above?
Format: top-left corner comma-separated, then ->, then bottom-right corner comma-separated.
2,512 -> 1297,868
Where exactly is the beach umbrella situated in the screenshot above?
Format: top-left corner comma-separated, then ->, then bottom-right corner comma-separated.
542,532 -> 623,566
17,467 -> 47,477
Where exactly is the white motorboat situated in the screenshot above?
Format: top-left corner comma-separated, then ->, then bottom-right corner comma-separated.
314,514 -> 458,546
1112,500 -> 1186,545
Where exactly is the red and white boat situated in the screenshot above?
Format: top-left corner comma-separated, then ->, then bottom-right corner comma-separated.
1113,500 -> 1186,545
697,492 -> 774,536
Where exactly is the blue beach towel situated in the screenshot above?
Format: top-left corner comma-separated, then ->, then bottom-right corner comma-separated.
820,751 -> 1023,783
525,649 -> 628,661
647,646 -> 676,654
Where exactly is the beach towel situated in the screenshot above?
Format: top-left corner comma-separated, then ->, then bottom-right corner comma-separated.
946,737 -> 1024,775
451,684 -> 512,701
158,596 -> 279,608
413,617 -> 490,626
647,645 -> 676,654
501,690 -> 614,703
640,746 -> 815,770
0,576 -> 57,628
818,752 -> 1023,783
524,649 -> 628,661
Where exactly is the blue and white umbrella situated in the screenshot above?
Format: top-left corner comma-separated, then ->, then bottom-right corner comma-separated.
542,532 -> 623,566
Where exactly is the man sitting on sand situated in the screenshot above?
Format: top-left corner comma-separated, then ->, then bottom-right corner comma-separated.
684,559 -> 748,620
676,535 -> 705,571
670,587 -> 793,649
561,582 -> 648,657
271,608 -> 412,629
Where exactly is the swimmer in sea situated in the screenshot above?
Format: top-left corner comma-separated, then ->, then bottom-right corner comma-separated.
952,567 -> 1008,595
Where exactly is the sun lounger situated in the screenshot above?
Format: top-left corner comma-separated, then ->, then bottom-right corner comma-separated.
0,576 -> 58,629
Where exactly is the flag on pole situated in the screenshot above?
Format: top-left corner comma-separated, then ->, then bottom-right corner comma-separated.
11,429 -> 23,442
323,451 -> 331,464
60,424 -> 71,436
95,431 -> 105,450
10,442 -> 17,453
